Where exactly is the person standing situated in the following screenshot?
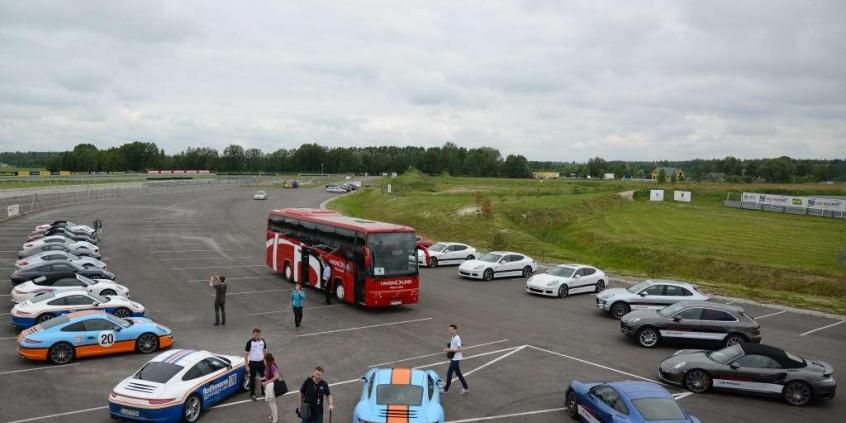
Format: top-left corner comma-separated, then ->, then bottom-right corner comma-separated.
261,352 -> 281,423
209,274 -> 227,326
291,284 -> 305,328
441,323 -> 469,394
299,366 -> 334,423
244,328 -> 268,401
321,259 -> 333,305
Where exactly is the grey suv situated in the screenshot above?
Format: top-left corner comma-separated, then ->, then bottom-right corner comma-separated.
620,301 -> 761,348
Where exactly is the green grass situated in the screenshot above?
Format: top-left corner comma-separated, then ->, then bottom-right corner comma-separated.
331,172 -> 846,314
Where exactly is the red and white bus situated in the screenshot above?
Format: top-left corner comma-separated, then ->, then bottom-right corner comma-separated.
265,208 -> 420,307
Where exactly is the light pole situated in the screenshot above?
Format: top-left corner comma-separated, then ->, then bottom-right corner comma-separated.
321,163 -> 324,175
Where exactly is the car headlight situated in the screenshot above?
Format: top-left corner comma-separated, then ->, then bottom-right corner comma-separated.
627,318 -> 641,323
672,362 -> 686,370
473,265 -> 484,270
546,280 -> 558,287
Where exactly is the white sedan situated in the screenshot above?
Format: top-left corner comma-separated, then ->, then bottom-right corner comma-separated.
253,190 -> 268,200
326,185 -> 347,193
15,251 -> 107,270
525,264 -> 607,298
458,251 -> 537,281
417,242 -> 480,267
11,274 -> 129,304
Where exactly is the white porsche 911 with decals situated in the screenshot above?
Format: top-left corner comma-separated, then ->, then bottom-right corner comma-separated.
10,290 -> 145,329
525,264 -> 606,298
109,349 -> 248,423
417,242 -> 479,267
15,250 -> 107,270
11,273 -> 129,304
458,251 -> 537,281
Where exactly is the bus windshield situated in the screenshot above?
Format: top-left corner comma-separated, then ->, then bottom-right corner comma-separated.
368,232 -> 418,277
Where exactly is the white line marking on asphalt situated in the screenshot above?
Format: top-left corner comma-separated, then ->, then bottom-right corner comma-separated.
409,347 -> 524,371
799,319 -> 846,337
217,289 -> 291,296
3,406 -> 108,423
457,345 -> 526,380
187,275 -> 277,283
248,304 -> 341,316
0,312 -> 9,316
0,250 -> 20,252
295,317 -> 433,337
0,294 -> 11,297
158,256 -> 255,261
527,345 -> 675,388
171,264 -> 265,270
1,336 -> 19,340
369,339 -> 511,367
673,392 -> 694,400
0,363 -> 79,375
446,408 -> 567,423
755,310 -> 787,319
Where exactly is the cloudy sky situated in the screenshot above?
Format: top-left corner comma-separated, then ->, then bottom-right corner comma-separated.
0,0 -> 844,160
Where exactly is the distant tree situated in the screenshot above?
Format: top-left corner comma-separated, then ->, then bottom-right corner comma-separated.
244,148 -> 264,172
465,147 -> 502,177
585,157 -> 608,178
502,154 -> 532,178
221,144 -> 246,172
657,168 -> 667,184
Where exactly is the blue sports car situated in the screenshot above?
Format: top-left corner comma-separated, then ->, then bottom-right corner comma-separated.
565,380 -> 700,423
354,367 -> 444,423
17,310 -> 173,365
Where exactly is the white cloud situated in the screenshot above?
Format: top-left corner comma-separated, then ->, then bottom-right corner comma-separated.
0,0 -> 844,160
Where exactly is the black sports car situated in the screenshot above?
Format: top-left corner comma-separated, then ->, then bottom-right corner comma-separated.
10,260 -> 115,285
658,343 -> 836,406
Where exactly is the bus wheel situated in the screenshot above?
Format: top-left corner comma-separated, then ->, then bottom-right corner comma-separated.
335,283 -> 345,301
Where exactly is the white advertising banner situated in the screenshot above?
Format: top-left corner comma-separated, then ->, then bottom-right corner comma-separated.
7,204 -> 20,217
742,192 -> 845,212
650,190 -> 664,202
673,191 -> 692,202
807,197 -> 846,212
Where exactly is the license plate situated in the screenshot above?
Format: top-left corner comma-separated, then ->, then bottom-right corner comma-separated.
120,408 -> 140,417
390,300 -> 402,305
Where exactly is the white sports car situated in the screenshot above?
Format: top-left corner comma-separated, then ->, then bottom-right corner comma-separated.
21,236 -> 98,253
108,349 -> 248,423
525,264 -> 607,297
253,190 -> 268,200
458,251 -> 537,281
11,273 -> 129,304
15,250 -> 107,270
10,290 -> 145,329
417,242 -> 480,267
17,241 -> 101,259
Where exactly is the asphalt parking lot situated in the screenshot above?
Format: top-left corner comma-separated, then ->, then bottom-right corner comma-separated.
0,184 -> 844,423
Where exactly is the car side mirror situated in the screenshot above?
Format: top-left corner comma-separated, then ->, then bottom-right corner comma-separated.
359,377 -> 367,385
672,316 -> 682,322
639,291 -> 648,297
574,275 -> 581,279
729,362 -> 740,370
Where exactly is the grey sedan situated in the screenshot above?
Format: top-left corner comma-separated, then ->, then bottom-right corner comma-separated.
620,301 -> 761,348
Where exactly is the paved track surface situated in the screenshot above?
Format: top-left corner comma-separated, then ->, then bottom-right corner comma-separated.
0,185 -> 843,423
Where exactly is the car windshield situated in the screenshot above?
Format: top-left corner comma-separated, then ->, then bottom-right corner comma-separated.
659,302 -> 687,317
547,266 -> 576,277
627,281 -> 650,293
367,232 -> 418,277
88,292 -> 107,303
478,253 -> 503,263
106,314 -> 133,328
134,362 -> 183,383
632,398 -> 686,421
376,384 -> 424,406
256,191 -> 266,195
38,314 -> 69,329
75,274 -> 96,286
31,292 -> 56,303
428,243 -> 448,252
707,344 -> 744,364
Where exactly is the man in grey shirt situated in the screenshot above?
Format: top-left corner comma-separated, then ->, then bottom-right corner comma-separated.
209,274 -> 227,326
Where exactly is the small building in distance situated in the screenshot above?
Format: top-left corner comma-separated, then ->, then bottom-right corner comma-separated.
603,173 -> 615,180
651,167 -> 685,180
533,171 -> 560,179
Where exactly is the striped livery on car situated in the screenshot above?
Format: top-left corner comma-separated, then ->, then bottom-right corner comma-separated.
354,367 -> 445,423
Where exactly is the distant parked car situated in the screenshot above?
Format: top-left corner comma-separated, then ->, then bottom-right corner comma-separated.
27,229 -> 97,245
458,251 -> 537,280
10,260 -> 115,285
253,190 -> 268,200
596,279 -> 710,319
620,301 -> 761,348
17,242 -> 101,259
326,185 -> 347,193
10,290 -> 145,329
417,242 -> 479,267
526,264 -> 606,298
11,273 -> 129,304
16,250 -> 107,270
33,221 -> 95,235
21,236 -> 98,253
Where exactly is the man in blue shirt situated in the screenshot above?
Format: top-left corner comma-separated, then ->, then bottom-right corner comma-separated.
291,283 -> 305,328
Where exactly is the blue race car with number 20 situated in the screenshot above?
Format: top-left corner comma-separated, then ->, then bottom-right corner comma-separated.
565,380 -> 700,423
355,367 -> 444,423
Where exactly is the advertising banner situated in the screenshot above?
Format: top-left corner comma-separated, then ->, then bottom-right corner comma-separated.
650,189 -> 664,202
7,204 -> 20,217
673,191 -> 692,202
741,192 -> 845,212
806,197 -> 846,212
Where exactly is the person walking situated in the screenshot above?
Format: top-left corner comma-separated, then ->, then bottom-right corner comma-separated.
299,366 -> 334,423
321,259 -> 333,305
261,352 -> 281,423
291,283 -> 305,328
441,323 -> 469,394
244,328 -> 268,401
209,274 -> 227,326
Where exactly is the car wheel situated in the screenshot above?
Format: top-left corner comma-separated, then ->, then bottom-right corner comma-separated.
783,380 -> 813,406
429,257 -> 438,268
183,394 -> 202,423
48,342 -> 75,365
112,307 -> 132,318
466,255 -> 475,261
565,389 -> 578,419
284,262 -> 292,282
723,333 -> 747,347
100,289 -> 117,296
558,285 -> 569,298
610,302 -> 630,319
136,333 -> 159,354
684,369 -> 712,394
522,266 -> 533,278
637,327 -> 660,348
36,313 -> 55,324
595,280 -> 605,293
483,269 -> 494,281
335,282 -> 345,302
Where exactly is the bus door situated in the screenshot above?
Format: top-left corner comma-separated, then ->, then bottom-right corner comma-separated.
354,255 -> 366,305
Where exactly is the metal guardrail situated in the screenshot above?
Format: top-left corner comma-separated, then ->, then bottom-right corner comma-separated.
723,200 -> 846,219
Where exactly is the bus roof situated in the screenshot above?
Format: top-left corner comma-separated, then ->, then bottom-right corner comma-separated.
270,208 -> 414,234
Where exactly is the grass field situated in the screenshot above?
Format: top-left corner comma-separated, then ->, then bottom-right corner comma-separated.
331,172 -> 846,314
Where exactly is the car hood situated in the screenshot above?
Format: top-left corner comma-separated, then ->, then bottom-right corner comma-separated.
621,309 -> 661,322
596,287 -> 629,300
661,350 -> 709,369
527,274 -> 569,286
805,359 -> 835,376
459,259 -> 494,269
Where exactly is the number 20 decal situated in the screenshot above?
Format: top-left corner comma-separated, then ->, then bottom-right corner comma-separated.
98,330 -> 115,347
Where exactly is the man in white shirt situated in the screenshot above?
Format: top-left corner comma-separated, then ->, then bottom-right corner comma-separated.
244,328 -> 268,400
322,259 -> 333,305
442,323 -> 469,394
